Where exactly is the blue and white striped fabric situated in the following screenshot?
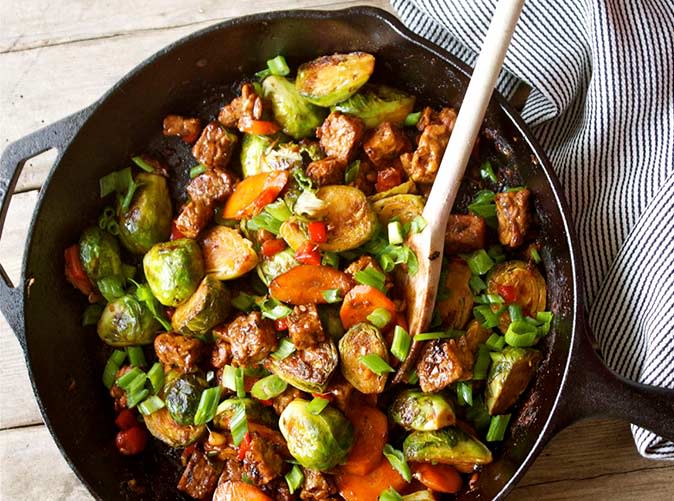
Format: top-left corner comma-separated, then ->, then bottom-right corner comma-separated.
390,0 -> 674,459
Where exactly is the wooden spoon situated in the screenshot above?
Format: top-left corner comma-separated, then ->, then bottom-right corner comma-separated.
394,0 -> 525,383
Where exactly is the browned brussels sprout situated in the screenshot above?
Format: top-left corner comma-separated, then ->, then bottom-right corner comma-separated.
295,52 -> 375,107
79,226 -> 123,282
165,373 -> 206,425
212,397 -> 276,430
403,428 -> 493,469
279,398 -> 354,471
338,323 -> 389,394
171,275 -> 231,337
97,295 -> 159,346
315,185 -> 377,252
265,339 -> 338,394
436,259 -> 474,330
486,346 -> 542,415
371,194 -> 424,226
333,85 -> 415,128
118,172 -> 172,254
143,239 -> 205,307
144,407 -> 205,448
200,226 -> 258,280
262,75 -> 327,139
389,390 -> 456,431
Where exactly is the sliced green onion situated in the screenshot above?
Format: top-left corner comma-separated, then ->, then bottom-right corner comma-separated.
126,388 -> 149,409
82,303 -> 103,327
99,168 -> 130,198
322,288 -> 342,304
244,366 -> 269,378
102,350 -> 127,389
221,365 -> 237,392
127,372 -> 148,395
464,249 -> 495,276
133,282 -> 171,331
487,244 -> 506,263
485,333 -> 506,351
383,444 -> 412,482
480,161 -> 497,183
409,215 -> 427,234
138,395 -> 165,416
469,275 -> 487,294
103,206 -> 115,219
232,292 -> 256,312
401,491 -> 435,501
391,325 -> 412,362
107,220 -> 120,236
473,305 -> 500,328
466,395 -> 491,431
97,276 -> 126,302
126,346 -> 146,368
265,199 -> 292,222
255,68 -> 272,80
307,396 -> 330,415
504,320 -> 540,347
407,369 -> 419,385
469,203 -> 497,220
472,345 -> 492,380
404,111 -> 421,127
116,367 -> 144,390
413,330 -> 463,342
360,354 -> 394,376
506,186 -> 525,192
267,55 -> 290,76
471,190 -> 496,205
344,160 -> 360,184
530,247 -> 542,263
194,386 -> 223,425
536,311 -> 553,336
271,338 -> 297,361
285,464 -> 304,494
355,267 -> 387,293
250,374 -> 287,400
388,221 -> 404,245
380,487 -> 403,501
258,297 -> 293,320
230,400 -> 248,446
474,293 -> 504,305
235,367 -> 246,398
456,381 -> 473,407
508,304 -> 523,322
147,362 -> 164,394
189,164 -> 206,178
367,307 -> 392,329
322,251 -> 339,268
486,414 -> 511,442
131,156 -> 154,173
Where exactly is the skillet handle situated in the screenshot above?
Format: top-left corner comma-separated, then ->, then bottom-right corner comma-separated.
556,322 -> 674,443
0,107 -> 92,349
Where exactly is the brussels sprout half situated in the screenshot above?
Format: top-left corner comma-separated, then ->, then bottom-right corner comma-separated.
143,239 -> 205,307
279,398 -> 354,471
338,323 -> 389,394
171,275 -> 231,337
79,226 -> 123,282
368,179 -> 417,203
212,397 -> 276,430
165,373 -> 207,425
97,294 -> 160,346
315,185 -> 377,252
257,248 -> 300,286
295,52 -> 375,107
372,194 -> 425,226
118,172 -> 172,254
333,84 -> 415,129
486,346 -> 542,415
144,407 -> 205,448
265,339 -> 338,394
262,75 -> 327,139
389,390 -> 456,431
240,135 -> 309,177
435,259 -> 473,330
279,218 -> 309,251
403,428 -> 493,469
487,260 -> 547,331
200,226 -> 258,281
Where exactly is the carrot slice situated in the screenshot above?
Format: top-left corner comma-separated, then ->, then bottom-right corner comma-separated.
336,457 -> 407,501
270,265 -> 354,305
64,244 -> 94,296
341,406 -> 388,476
340,285 -> 397,330
412,463 -> 462,494
213,480 -> 271,501
223,170 -> 289,220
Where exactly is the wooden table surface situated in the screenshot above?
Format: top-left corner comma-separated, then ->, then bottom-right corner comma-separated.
1,1 -> 673,499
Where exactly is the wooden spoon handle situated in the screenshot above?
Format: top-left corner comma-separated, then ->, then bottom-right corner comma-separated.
394,0 -> 525,384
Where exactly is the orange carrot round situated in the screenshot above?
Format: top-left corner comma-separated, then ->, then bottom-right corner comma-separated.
270,265 -> 354,305
336,458 -> 407,501
412,463 -> 462,494
223,170 -> 288,219
342,406 -> 388,476
340,285 -> 397,330
213,480 -> 271,501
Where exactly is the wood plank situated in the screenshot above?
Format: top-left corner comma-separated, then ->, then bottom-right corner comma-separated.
0,190 -> 43,429
0,0 -> 390,53
0,0 -> 391,192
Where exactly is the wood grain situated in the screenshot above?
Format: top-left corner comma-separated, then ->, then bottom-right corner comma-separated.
1,1 -> 673,500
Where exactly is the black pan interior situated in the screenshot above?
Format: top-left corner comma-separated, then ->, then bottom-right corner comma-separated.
21,8 -> 577,500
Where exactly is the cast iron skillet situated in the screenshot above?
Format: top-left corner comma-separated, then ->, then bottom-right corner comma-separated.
1,7 -> 673,500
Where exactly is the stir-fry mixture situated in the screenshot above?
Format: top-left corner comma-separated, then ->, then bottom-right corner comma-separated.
65,52 -> 552,501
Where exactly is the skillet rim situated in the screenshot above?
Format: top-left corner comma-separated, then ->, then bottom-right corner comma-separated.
18,6 -> 583,500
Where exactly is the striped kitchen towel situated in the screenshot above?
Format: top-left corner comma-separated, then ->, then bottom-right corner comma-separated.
390,0 -> 674,459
